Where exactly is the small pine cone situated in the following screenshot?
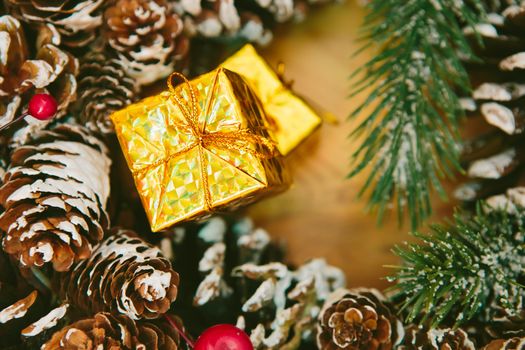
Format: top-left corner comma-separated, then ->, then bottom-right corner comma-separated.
75,51 -> 138,134
399,325 -> 476,350
0,15 -> 77,132
58,229 -> 179,320
4,0 -> 104,47
483,337 -> 525,350
42,312 -> 182,350
0,123 -> 111,272
103,0 -> 189,86
317,288 -> 403,350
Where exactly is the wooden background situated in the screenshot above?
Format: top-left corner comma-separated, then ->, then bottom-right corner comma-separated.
248,1 -> 457,289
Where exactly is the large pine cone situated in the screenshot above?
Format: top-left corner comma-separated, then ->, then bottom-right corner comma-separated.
399,325 -> 476,350
0,123 -> 111,272
103,0 -> 189,86
42,312 -> 182,350
0,15 -> 77,132
483,337 -> 525,350
4,0 -> 104,47
75,51 -> 137,134
58,229 -> 179,320
456,4 -> 525,203
316,288 -> 403,350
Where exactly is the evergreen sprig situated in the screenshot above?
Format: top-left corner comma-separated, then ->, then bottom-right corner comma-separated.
350,0 -> 486,228
389,205 -> 525,328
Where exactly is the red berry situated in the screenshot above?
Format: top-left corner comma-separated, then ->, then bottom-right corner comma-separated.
28,93 -> 58,121
194,324 -> 253,350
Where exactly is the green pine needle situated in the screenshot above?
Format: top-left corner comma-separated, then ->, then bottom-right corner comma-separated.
389,205 -> 525,328
349,0 -> 486,228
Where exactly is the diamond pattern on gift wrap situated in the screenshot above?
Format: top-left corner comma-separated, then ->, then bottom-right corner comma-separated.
162,98 -> 197,153
207,145 -> 267,184
154,147 -> 205,230
118,108 -> 164,171
134,162 -> 166,226
203,69 -> 245,134
205,149 -> 264,206
176,73 -> 211,130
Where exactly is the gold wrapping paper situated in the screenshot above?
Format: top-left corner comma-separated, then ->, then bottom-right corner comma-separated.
221,44 -> 322,155
111,68 -> 289,232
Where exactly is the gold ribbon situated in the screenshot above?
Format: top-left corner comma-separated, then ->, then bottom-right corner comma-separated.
135,72 -> 276,211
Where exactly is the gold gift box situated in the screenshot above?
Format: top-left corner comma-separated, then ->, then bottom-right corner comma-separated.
221,44 -> 322,155
111,68 -> 289,232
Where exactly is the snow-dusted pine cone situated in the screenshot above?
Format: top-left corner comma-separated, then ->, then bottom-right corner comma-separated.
456,4 -> 525,203
317,288 -> 403,350
483,337 -> 525,350
235,259 -> 345,349
42,312 -> 182,350
4,0 -> 104,47
163,216 -> 345,349
0,123 -> 110,272
174,0 -> 339,45
399,325 -> 476,350
58,229 -> 179,320
0,15 -> 77,132
75,51 -> 137,134
103,0 -> 189,86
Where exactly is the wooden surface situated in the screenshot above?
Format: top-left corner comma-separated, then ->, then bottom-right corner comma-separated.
248,1 -> 457,289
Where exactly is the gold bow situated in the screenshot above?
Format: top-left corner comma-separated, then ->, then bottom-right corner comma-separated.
134,72 -> 277,211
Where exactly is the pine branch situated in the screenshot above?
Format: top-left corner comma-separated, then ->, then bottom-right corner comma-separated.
350,0 -> 486,228
388,205 -> 525,328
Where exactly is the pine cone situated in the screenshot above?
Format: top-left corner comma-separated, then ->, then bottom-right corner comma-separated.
164,216 -> 345,349
103,0 -> 189,86
483,337 -> 525,350
399,325 -> 476,350
0,123 -> 111,272
4,0 -> 104,47
0,15 -> 77,132
42,312 -> 182,350
235,259 -> 345,349
316,288 -> 403,350
58,229 -> 179,320
75,51 -> 138,134
456,4 -> 525,203
174,0 -> 339,45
